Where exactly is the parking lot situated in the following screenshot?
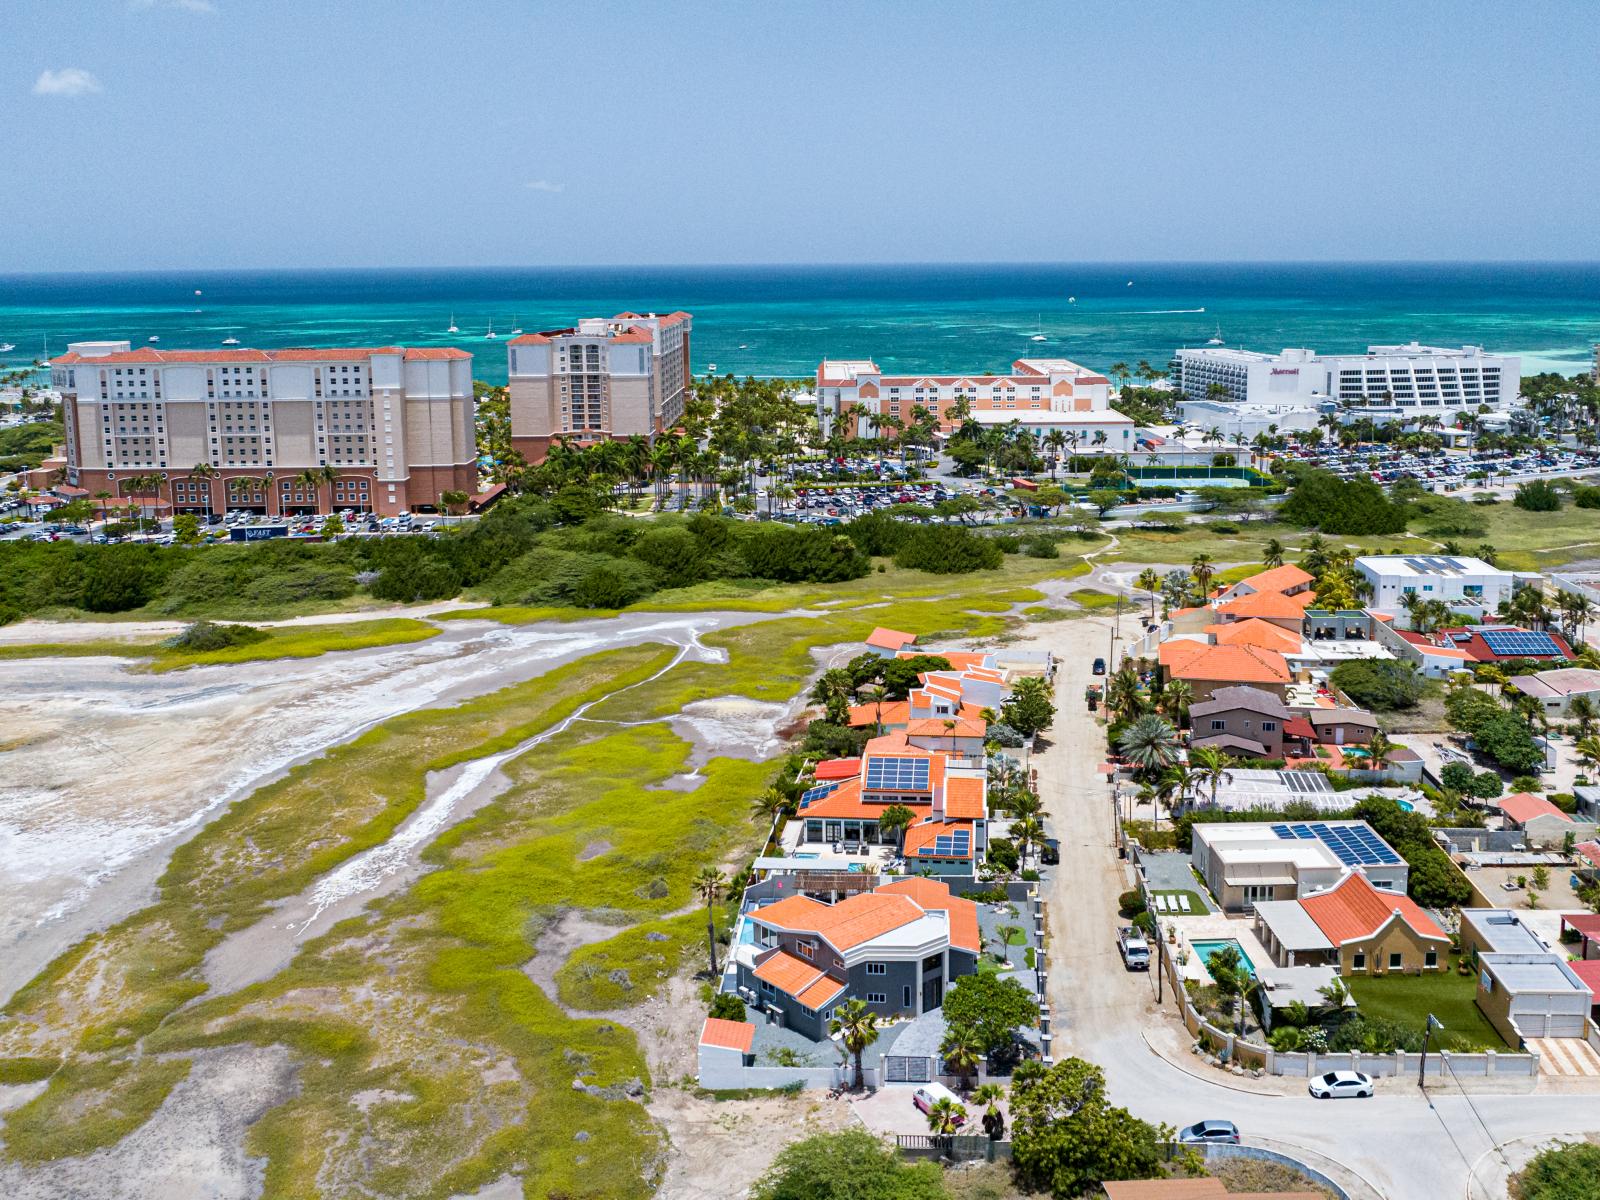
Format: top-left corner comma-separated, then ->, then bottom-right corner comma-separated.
1276,441 -> 1600,491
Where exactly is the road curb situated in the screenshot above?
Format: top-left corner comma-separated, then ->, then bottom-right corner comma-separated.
1138,1030 -> 1283,1097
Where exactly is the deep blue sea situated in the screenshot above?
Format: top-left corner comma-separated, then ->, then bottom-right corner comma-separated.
2,263 -> 1598,386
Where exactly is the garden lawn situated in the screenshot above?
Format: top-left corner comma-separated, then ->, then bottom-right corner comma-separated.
1148,889 -> 1207,916
1345,969 -> 1508,1052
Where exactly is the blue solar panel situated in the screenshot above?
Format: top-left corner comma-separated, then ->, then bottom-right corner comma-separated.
1481,629 -> 1561,658
927,830 -> 972,857
799,780 -> 842,808
864,757 -> 931,791
1272,822 -> 1400,867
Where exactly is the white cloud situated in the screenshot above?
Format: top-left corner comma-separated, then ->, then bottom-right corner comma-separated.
525,180 -> 565,194
33,68 -> 102,97
130,0 -> 217,12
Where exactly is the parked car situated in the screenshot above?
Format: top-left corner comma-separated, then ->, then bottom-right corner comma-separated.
1309,1071 -> 1373,1099
1118,926 -> 1150,971
1092,657 -> 1106,675
1177,1120 -> 1240,1145
1040,837 -> 1060,866
912,1083 -> 965,1123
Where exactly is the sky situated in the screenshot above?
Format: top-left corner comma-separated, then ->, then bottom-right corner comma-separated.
4,0 -> 1599,271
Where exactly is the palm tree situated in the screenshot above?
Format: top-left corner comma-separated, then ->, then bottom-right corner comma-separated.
693,867 -> 724,977
809,668 -> 856,726
1161,679 -> 1194,727
1570,695 -> 1598,741
751,787 -> 790,828
972,1082 -> 1007,1141
925,1096 -> 967,1136
1188,746 -> 1234,809
188,461 -> 219,522
1263,539 -> 1284,569
1117,714 -> 1180,774
1105,662 -> 1146,722
940,1030 -> 982,1093
1136,567 -> 1161,620
877,803 -> 916,853
1155,763 -> 1193,824
1012,814 -> 1044,868
1364,729 -> 1396,772
829,998 -> 879,1091
92,489 -> 113,524
860,684 -> 889,733
1190,553 -> 1216,598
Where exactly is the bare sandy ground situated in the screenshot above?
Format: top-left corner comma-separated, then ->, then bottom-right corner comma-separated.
0,610 -> 772,1002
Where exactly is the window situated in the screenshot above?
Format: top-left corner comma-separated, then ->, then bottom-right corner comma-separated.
1351,952 -> 1367,971
866,992 -> 887,1005
903,986 -> 912,1007
1424,950 -> 1438,969
1389,952 -> 1404,971
866,963 -> 886,976
1261,721 -> 1277,733
1210,720 -> 1226,732
798,941 -> 815,961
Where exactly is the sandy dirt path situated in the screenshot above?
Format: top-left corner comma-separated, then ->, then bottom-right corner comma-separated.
0,610 -> 773,1002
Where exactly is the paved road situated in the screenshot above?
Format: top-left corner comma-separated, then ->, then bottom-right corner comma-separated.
1034,601 -> 1600,1199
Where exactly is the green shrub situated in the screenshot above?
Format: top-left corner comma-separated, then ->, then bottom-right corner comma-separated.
892,526 -> 1003,574
163,620 -> 270,652
1330,659 -> 1424,711
1510,1140 -> 1600,1200
1513,480 -> 1563,512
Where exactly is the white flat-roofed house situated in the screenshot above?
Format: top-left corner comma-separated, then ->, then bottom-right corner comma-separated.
1191,820 -> 1409,914
1172,342 -> 1519,424
1354,555 -> 1516,626
1476,954 -> 1593,1043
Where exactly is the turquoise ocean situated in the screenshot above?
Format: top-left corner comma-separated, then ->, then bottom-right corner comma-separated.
2,263 -> 1598,386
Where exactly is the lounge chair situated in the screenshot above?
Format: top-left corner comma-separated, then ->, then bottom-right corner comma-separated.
1177,894 -> 1193,914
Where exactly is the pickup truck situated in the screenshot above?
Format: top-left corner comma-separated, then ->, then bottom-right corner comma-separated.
1118,926 -> 1151,971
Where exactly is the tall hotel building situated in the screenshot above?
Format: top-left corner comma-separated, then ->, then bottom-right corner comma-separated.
814,356 -> 1135,449
48,341 -> 477,516
506,312 -> 691,461
1171,343 -> 1520,415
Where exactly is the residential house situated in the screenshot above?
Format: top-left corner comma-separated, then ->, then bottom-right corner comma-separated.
1193,821 -> 1408,913
1188,686 -> 1292,758
1510,668 -> 1600,718
1304,706 -> 1378,747
1438,625 -> 1574,665
1253,870 -> 1449,973
1354,555 -> 1517,626
1476,954 -> 1592,1043
1460,908 -> 1552,959
1214,563 -> 1315,606
792,731 -> 988,881
696,1017 -> 757,1084
1211,588 -> 1316,633
865,627 -> 918,657
1495,793 -> 1596,849
1158,640 -> 1293,701
734,877 -> 981,1039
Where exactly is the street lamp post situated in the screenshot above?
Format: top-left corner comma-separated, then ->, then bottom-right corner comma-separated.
1418,1013 -> 1444,1089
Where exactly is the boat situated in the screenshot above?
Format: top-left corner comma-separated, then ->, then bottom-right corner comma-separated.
707,363 -> 717,373
1029,313 -> 1047,342
447,312 -> 459,334
1206,325 -> 1225,346
485,320 -> 497,340
509,316 -> 523,335
1068,296 -> 1077,304
0,343 -> 15,353
222,336 -> 240,346
148,336 -> 160,343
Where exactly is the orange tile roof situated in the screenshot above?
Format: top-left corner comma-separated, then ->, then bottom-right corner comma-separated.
1206,618 -> 1301,654
753,950 -> 846,1008
754,892 -> 925,951
404,347 -> 472,360
903,818 -> 977,860
867,626 -> 918,651
941,775 -> 987,819
813,757 -> 861,781
1301,872 -> 1446,945
1160,641 -> 1290,685
800,778 -> 893,819
1497,792 -> 1573,825
876,878 -> 981,952
797,973 -> 847,1009
863,731 -> 916,755
904,718 -> 988,739
1235,564 -> 1315,595
699,1017 -> 755,1052
848,700 -> 911,728
1215,590 -> 1312,621
1575,841 -> 1600,869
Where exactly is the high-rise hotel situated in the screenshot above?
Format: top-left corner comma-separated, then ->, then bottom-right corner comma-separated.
48,341 -> 477,516
506,311 -> 691,461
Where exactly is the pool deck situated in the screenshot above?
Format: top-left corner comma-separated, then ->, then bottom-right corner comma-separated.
1153,910 -> 1277,985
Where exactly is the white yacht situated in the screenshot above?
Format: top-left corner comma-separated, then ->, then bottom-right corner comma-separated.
485,320 -> 497,341
447,312 -> 459,334
0,343 -> 15,353
148,335 -> 160,343
222,336 -> 240,346
706,362 -> 717,372
1206,325 -> 1225,346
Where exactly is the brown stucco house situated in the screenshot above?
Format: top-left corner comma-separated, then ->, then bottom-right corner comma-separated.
1254,870 -> 1449,974
1187,685 -> 1292,758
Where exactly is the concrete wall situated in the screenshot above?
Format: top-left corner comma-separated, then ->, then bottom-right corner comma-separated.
696,1042 -> 847,1090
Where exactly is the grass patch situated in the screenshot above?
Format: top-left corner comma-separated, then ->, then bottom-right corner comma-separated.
0,639 -> 155,660
1148,889 -> 1206,915
1213,562 -> 1267,587
1345,970 -> 1508,1051
0,1056 -> 59,1084
557,909 -> 725,1011
146,618 -> 441,671
1067,589 -> 1124,610
1,1057 -> 191,1162
1020,605 -> 1078,622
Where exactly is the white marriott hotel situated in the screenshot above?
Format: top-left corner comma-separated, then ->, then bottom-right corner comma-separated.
1172,343 -> 1519,414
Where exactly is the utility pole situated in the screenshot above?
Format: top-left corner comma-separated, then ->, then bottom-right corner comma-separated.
1418,1013 -> 1443,1089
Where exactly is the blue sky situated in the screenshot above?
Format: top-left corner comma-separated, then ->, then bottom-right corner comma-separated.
5,0 -> 1598,270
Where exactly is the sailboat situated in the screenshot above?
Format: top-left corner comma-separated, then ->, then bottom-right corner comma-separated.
485,320 -> 497,341
222,335 -> 240,346
1029,313 -> 1047,342
1206,325 -> 1225,346
447,312 -> 459,334
509,316 -> 523,335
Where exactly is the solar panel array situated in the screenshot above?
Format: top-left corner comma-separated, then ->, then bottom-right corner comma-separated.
864,756 -> 931,791
924,829 -> 972,857
1275,771 -> 1333,794
1480,629 -> 1562,658
1271,822 -> 1401,867
799,780 -> 842,808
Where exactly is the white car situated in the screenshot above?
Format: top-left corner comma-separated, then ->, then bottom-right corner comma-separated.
912,1083 -> 964,1122
1308,1070 -> 1373,1099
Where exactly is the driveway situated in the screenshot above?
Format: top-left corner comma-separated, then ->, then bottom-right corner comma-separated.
1027,597 -> 1600,1199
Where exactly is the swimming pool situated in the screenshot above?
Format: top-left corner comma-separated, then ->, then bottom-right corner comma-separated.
1397,799 -> 1416,813
1191,939 -> 1258,980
